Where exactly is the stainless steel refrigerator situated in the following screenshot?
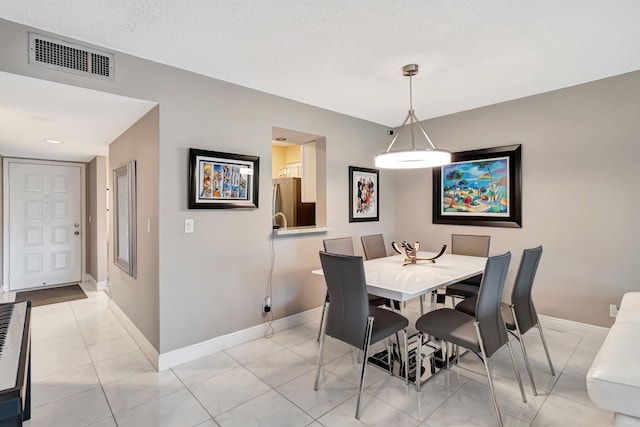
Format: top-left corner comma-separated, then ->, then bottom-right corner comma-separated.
272,177 -> 315,227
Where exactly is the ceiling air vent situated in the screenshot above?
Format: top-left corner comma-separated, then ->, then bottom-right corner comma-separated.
28,33 -> 114,81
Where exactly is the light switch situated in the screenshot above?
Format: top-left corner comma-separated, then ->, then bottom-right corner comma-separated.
184,219 -> 194,233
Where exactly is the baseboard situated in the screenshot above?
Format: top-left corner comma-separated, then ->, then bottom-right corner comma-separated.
96,280 -> 109,291
103,306 -> 609,372
85,274 -> 97,288
109,299 -> 160,371
84,274 -> 109,292
539,314 -> 610,334
108,302 -> 322,372
157,307 -> 322,371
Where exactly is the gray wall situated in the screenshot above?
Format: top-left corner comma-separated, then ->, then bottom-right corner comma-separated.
394,71 -> 640,327
0,19 -> 393,353
86,159 -> 95,280
0,154 -> 2,280
109,106 -> 160,350
5,15 -> 630,347
154,62 -> 393,352
86,156 -> 108,284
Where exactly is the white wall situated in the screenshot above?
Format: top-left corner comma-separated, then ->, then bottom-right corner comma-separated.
393,71 -> 640,327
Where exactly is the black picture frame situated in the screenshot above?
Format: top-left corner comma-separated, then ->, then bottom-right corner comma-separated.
188,148 -> 260,209
433,144 -> 522,228
349,166 -> 379,222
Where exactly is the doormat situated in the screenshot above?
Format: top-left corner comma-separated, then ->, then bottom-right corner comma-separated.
15,284 -> 87,307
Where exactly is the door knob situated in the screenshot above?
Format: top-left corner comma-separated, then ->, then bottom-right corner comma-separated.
74,231 -> 80,235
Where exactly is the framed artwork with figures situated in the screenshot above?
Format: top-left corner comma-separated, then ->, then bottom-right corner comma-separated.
188,148 -> 259,209
349,166 -> 379,222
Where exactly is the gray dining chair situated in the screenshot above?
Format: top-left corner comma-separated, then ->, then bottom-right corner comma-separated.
414,252 -> 525,427
360,234 -> 388,260
360,234 -> 401,310
315,251 -> 409,419
318,238 -> 387,341
445,234 -> 491,304
455,246 -> 554,396
323,237 -> 355,256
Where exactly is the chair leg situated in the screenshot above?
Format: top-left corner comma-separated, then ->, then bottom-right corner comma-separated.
455,344 -> 459,366
355,317 -> 374,420
403,330 -> 409,385
511,306 -> 537,396
475,322 -> 504,427
415,333 -> 423,391
442,340 -> 448,370
506,340 -> 527,403
537,321 -> 556,376
314,302 -> 329,390
316,295 -> 328,342
391,332 -> 402,376
481,350 -> 504,427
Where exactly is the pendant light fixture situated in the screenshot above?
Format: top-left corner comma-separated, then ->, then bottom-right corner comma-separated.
375,64 -> 451,169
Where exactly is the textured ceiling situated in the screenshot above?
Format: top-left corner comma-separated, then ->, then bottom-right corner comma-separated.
1,1 -> 639,159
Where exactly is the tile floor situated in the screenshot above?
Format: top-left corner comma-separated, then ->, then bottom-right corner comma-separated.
3,284 -> 614,426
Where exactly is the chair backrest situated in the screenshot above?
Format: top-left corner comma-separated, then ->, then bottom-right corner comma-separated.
511,246 -> 543,333
360,234 -> 387,260
451,234 -> 491,257
323,237 -> 355,256
319,251 -> 370,349
475,251 -> 511,358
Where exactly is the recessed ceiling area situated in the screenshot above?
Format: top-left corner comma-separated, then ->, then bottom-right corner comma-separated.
0,71 -> 156,162
272,127 -> 322,146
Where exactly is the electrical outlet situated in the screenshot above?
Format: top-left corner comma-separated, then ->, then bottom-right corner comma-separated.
263,297 -> 271,314
609,304 -> 619,318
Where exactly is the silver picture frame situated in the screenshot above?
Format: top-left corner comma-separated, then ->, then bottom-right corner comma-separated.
113,161 -> 137,277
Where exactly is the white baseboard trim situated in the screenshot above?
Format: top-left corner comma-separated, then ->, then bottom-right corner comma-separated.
157,307 -> 322,371
85,275 -> 109,291
539,314 -> 610,334
96,280 -> 109,291
107,301 -> 609,373
85,274 -> 97,288
109,299 -> 160,371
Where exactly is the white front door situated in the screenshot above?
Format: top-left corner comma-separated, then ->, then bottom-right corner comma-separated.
7,161 -> 83,291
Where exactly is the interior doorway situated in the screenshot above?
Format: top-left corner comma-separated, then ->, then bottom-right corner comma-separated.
3,158 -> 86,291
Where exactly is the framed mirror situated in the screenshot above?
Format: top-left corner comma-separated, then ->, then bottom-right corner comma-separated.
113,161 -> 137,277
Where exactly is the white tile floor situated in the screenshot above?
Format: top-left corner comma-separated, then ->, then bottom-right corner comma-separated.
4,284 -> 614,426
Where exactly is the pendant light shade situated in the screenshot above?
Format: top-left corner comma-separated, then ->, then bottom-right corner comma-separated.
375,64 -> 451,169
375,148 -> 451,169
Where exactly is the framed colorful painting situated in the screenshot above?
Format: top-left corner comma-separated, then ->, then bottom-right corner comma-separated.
433,144 -> 521,228
188,148 -> 260,209
349,166 -> 379,222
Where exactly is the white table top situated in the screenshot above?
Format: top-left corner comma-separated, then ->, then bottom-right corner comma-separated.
312,251 -> 486,302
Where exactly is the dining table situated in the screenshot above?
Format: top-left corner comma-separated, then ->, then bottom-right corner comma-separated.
312,250 -> 486,305
312,250 -> 487,384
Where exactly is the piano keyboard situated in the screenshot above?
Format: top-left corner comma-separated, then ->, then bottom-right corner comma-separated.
0,301 -> 31,426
